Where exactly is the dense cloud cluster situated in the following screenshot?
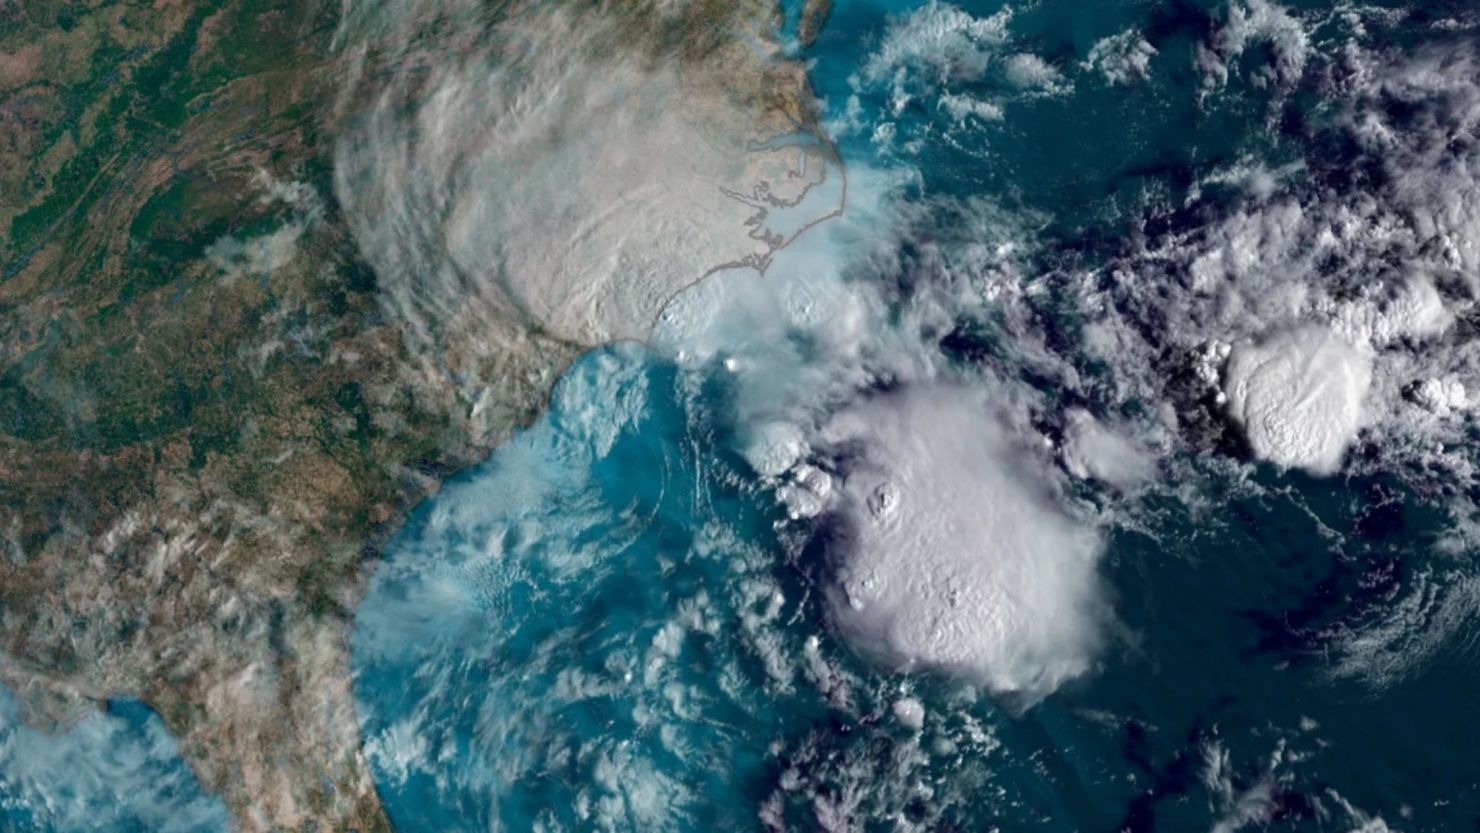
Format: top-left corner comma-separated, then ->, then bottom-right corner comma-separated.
332,0 -> 841,448
1069,38 -> 1480,485
754,3 -> 1480,702
822,386 -> 1104,698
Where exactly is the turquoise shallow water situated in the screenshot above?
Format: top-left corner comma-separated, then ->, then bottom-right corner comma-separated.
0,690 -> 229,831
352,350 -> 1480,831
352,1 -> 1480,831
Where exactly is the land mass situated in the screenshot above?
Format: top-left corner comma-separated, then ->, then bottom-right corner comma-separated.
0,0 -> 837,828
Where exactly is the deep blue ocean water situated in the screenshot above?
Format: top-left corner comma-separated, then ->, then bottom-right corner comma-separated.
351,351 -> 1480,832
346,1 -> 1480,831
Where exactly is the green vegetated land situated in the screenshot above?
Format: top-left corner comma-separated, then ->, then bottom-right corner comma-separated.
0,1 -> 493,827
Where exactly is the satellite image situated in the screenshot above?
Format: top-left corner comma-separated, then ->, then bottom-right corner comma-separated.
1,0 -> 1479,830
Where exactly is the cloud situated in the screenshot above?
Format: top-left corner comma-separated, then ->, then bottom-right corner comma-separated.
858,2 -> 1013,93
205,172 -> 322,280
0,689 -> 230,832
1061,408 -> 1157,489
1082,29 -> 1157,86
335,1 -> 839,348
1066,40 -> 1480,485
655,167 -> 1111,698
330,0 -> 842,447
821,385 -> 1105,701
1223,325 -> 1372,475
1002,53 -> 1069,94
842,3 -> 1065,150
1196,0 -> 1310,93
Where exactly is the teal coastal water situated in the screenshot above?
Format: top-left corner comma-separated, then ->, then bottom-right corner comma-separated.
352,346 -> 1480,830
0,688 -> 230,831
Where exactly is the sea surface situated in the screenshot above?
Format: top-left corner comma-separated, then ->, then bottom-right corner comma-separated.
0,690 -> 229,832
350,1 -> 1480,831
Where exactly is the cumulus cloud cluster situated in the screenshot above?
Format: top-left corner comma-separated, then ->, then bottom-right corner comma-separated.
205,172 -> 322,281
1196,0 -> 1310,93
782,3 -> 1480,695
858,2 -> 1014,99
1071,38 -> 1480,483
823,386 -> 1104,697
838,2 -> 1071,143
1082,30 -> 1157,86
1223,325 -> 1372,475
331,0 -> 842,448
1061,409 -> 1156,489
656,169 -> 1110,700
